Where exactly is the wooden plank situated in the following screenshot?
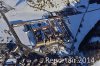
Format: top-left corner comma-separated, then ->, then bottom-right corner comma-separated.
34,40 -> 63,49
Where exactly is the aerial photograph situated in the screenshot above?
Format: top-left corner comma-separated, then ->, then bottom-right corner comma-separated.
0,0 -> 100,66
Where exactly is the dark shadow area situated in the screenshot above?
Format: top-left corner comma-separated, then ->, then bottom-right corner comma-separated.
79,21 -> 100,51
